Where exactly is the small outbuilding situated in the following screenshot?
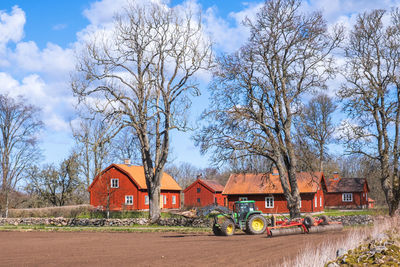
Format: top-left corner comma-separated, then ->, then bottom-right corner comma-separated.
183,178 -> 227,207
222,169 -> 326,213
89,164 -> 182,211
324,173 -> 369,209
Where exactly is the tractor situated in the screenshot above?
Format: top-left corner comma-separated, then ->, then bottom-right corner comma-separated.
211,200 -> 267,236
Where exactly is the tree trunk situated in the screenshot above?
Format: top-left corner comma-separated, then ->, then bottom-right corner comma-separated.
149,184 -> 161,223
5,192 -> 9,218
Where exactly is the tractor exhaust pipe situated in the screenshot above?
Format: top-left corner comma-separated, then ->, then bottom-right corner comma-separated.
308,224 -> 343,233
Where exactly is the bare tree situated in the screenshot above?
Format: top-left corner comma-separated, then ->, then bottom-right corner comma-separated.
71,115 -> 116,190
297,94 -> 336,171
72,2 -> 212,222
0,94 -> 42,217
26,152 -> 82,206
196,0 -> 342,218
110,127 -> 141,165
339,9 -> 400,216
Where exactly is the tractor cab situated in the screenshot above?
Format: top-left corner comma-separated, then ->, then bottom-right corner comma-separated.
233,200 -> 257,222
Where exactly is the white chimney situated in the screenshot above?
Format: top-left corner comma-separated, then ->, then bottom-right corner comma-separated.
124,159 -> 131,165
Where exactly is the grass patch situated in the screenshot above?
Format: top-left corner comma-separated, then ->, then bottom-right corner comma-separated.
0,224 -> 210,233
316,208 -> 386,217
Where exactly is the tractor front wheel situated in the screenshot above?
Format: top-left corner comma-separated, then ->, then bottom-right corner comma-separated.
212,224 -> 222,236
246,215 -> 267,235
221,220 -> 235,236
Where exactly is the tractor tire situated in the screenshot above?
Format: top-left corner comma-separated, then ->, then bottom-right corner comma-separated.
303,216 -> 315,229
220,219 -> 235,236
246,214 -> 267,235
212,224 -> 222,236
320,215 -> 329,225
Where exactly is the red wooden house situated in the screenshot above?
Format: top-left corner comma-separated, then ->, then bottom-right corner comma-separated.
324,173 -> 369,209
223,170 -> 326,213
183,179 -> 227,207
88,164 -> 182,211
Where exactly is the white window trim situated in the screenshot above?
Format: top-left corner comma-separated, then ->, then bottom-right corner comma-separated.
342,193 -> 353,202
315,196 -> 317,208
299,199 -> 302,208
163,195 -> 167,204
111,178 -> 119,188
172,195 -> 176,205
145,195 -> 149,205
320,196 -> 322,207
125,195 -> 133,205
265,196 -> 274,208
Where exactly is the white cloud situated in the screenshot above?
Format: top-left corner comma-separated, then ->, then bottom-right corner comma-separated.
0,5 -> 25,47
52,23 -> 67,30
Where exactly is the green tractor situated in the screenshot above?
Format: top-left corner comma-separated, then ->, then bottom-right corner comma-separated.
212,200 -> 267,236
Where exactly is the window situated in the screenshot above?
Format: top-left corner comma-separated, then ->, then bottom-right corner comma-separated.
320,196 -> 322,207
366,193 -> 368,201
197,188 -> 201,193
314,196 -> 317,208
111,179 -> 119,188
163,195 -> 167,204
172,195 -> 176,205
197,198 -> 200,203
125,195 -> 133,205
265,196 -> 274,208
239,197 -> 248,201
224,198 -> 227,207
299,199 -> 302,208
145,195 -> 149,205
342,193 -> 353,202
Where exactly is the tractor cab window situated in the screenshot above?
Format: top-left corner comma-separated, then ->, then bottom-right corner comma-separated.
235,202 -> 255,214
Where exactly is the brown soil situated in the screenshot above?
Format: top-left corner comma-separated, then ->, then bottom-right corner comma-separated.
0,230 -> 348,266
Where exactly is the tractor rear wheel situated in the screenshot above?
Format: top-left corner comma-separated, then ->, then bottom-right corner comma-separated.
221,219 -> 235,236
246,214 -> 267,235
212,224 -> 222,236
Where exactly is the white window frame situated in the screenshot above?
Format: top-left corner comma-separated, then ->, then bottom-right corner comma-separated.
163,195 -> 167,204
320,196 -> 322,207
342,193 -> 353,202
111,178 -> 119,188
265,196 -> 274,208
314,196 -> 317,208
239,197 -> 248,201
299,199 -> 302,208
145,195 -> 149,205
172,195 -> 176,205
125,195 -> 133,205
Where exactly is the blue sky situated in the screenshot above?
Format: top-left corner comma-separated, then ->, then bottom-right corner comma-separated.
1,0 -> 400,169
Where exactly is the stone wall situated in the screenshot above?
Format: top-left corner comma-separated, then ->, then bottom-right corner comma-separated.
0,215 -> 373,228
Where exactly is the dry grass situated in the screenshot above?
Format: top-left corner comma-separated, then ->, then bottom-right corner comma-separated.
282,216 -> 400,267
7,205 -> 92,218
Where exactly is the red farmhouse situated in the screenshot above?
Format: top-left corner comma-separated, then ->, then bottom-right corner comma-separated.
183,179 -> 227,207
324,173 -> 369,209
89,164 -> 182,211
223,170 -> 326,213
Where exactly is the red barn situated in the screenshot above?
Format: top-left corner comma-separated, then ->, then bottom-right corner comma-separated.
324,173 -> 369,209
223,170 -> 326,213
89,164 -> 182,211
183,179 -> 227,207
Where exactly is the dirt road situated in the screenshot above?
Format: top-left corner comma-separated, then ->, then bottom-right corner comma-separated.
0,230 -> 348,266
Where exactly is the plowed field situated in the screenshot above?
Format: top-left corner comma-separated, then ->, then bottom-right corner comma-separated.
0,230 -> 348,266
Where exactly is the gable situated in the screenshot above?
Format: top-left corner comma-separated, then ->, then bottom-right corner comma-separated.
89,164 -> 182,191
184,179 -> 224,193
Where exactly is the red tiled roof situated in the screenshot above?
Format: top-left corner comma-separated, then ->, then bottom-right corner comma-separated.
200,179 -> 225,192
326,178 -> 367,193
222,172 -> 323,195
89,164 -> 182,191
